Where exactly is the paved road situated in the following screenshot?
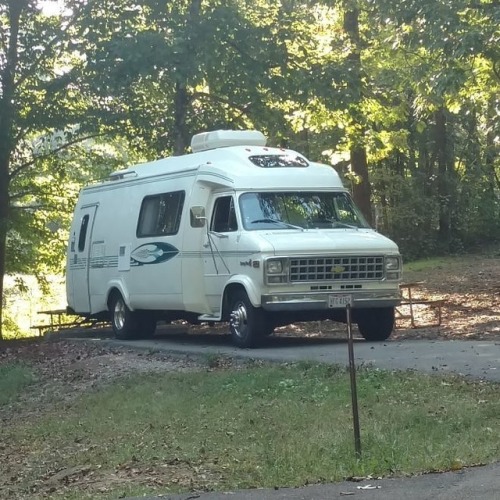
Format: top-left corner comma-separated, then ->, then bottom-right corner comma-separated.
129,462 -> 500,500
99,328 -> 500,381
71,328 -> 500,500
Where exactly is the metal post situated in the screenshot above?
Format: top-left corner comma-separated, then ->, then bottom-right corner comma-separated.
408,285 -> 415,328
346,304 -> 362,459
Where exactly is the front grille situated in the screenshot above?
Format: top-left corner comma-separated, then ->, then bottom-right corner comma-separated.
289,256 -> 384,282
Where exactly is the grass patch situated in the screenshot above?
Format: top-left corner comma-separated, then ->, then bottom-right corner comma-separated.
4,363 -> 500,498
402,251 -> 498,274
0,362 -> 34,405
403,256 -> 457,273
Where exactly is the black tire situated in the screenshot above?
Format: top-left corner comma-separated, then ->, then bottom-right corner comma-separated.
262,324 -> 275,336
228,290 -> 268,348
110,293 -> 140,340
137,312 -> 157,339
356,307 -> 395,341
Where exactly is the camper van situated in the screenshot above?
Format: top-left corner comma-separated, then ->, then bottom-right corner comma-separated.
66,130 -> 402,347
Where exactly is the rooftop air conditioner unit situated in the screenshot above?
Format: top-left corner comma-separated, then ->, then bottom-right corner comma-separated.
191,130 -> 267,153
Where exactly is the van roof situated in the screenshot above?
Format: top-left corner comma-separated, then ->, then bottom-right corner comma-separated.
95,144 -> 345,191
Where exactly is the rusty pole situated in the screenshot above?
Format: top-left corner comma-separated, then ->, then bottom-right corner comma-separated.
346,303 -> 362,459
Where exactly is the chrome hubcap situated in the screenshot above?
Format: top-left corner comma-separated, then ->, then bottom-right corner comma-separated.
230,302 -> 247,338
114,299 -> 126,330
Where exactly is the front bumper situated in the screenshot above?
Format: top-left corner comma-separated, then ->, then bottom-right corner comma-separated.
261,291 -> 401,311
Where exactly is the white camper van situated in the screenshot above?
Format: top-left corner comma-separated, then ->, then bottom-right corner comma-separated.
66,130 -> 402,347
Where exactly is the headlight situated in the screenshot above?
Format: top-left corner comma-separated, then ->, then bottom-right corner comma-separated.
265,259 -> 288,284
385,256 -> 400,270
385,256 -> 401,280
267,260 -> 283,274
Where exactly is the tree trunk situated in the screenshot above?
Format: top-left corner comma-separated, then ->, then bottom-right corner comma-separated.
172,0 -> 202,155
0,77 -> 11,339
173,82 -> 190,155
343,3 -> 373,225
0,172 -> 8,341
434,106 -> 451,247
350,146 -> 373,225
485,96 -> 500,191
0,0 -> 26,339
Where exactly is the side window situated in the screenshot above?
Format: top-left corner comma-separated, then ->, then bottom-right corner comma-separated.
78,214 -> 90,252
137,191 -> 185,237
211,196 -> 238,233
334,193 -> 361,225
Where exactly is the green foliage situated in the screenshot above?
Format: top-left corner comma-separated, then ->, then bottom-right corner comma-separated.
7,136 -> 144,277
1,311 -> 24,339
74,0 -> 346,155
372,167 -> 441,259
0,362 -> 34,405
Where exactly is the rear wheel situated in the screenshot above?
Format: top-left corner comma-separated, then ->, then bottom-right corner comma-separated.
229,290 -> 268,348
110,293 -> 139,340
356,307 -> 395,341
110,293 -> 157,339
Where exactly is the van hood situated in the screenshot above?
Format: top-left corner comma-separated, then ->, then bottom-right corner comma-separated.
257,229 -> 399,255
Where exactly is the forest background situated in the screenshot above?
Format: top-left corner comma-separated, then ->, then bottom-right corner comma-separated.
0,0 -> 498,339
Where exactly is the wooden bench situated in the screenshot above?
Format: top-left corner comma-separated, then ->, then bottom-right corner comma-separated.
30,309 -> 101,337
396,282 -> 445,328
30,322 -> 84,337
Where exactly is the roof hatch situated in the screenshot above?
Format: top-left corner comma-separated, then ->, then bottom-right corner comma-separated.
191,130 -> 267,153
248,154 -> 309,168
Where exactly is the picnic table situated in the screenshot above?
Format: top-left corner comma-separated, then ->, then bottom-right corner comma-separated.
30,309 -> 101,336
396,281 -> 445,328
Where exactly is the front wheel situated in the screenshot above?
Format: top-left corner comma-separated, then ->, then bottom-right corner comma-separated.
229,290 -> 268,348
356,307 -> 395,341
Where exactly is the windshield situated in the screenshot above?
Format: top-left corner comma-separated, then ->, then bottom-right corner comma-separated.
239,191 -> 370,230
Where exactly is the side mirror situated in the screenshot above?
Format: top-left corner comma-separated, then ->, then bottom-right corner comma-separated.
190,206 -> 206,227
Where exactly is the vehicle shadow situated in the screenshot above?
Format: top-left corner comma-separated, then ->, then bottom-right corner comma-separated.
53,322 -> 392,349
153,325 -> 357,349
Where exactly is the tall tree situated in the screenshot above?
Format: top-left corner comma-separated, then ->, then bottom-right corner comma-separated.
342,0 -> 372,224
360,0 -> 499,255
0,0 -> 94,338
75,0 -> 334,157
0,0 -> 31,339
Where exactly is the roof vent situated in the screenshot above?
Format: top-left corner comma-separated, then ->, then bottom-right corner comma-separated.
108,170 -> 138,181
191,130 -> 267,153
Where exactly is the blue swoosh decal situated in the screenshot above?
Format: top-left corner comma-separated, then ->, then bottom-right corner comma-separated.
131,242 -> 179,265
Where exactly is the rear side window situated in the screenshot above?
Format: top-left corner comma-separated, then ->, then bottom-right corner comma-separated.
137,191 -> 185,237
78,214 -> 90,252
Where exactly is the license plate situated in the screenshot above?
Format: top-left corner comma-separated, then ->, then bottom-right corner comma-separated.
328,294 -> 352,308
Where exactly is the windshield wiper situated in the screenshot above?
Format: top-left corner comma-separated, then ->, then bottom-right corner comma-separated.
309,218 -> 359,230
251,218 -> 304,231
333,221 -> 359,230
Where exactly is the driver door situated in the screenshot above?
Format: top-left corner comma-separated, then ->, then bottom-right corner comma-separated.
203,194 -> 239,314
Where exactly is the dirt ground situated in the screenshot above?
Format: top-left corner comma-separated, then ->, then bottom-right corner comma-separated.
1,252 -> 499,498
389,253 -> 500,341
